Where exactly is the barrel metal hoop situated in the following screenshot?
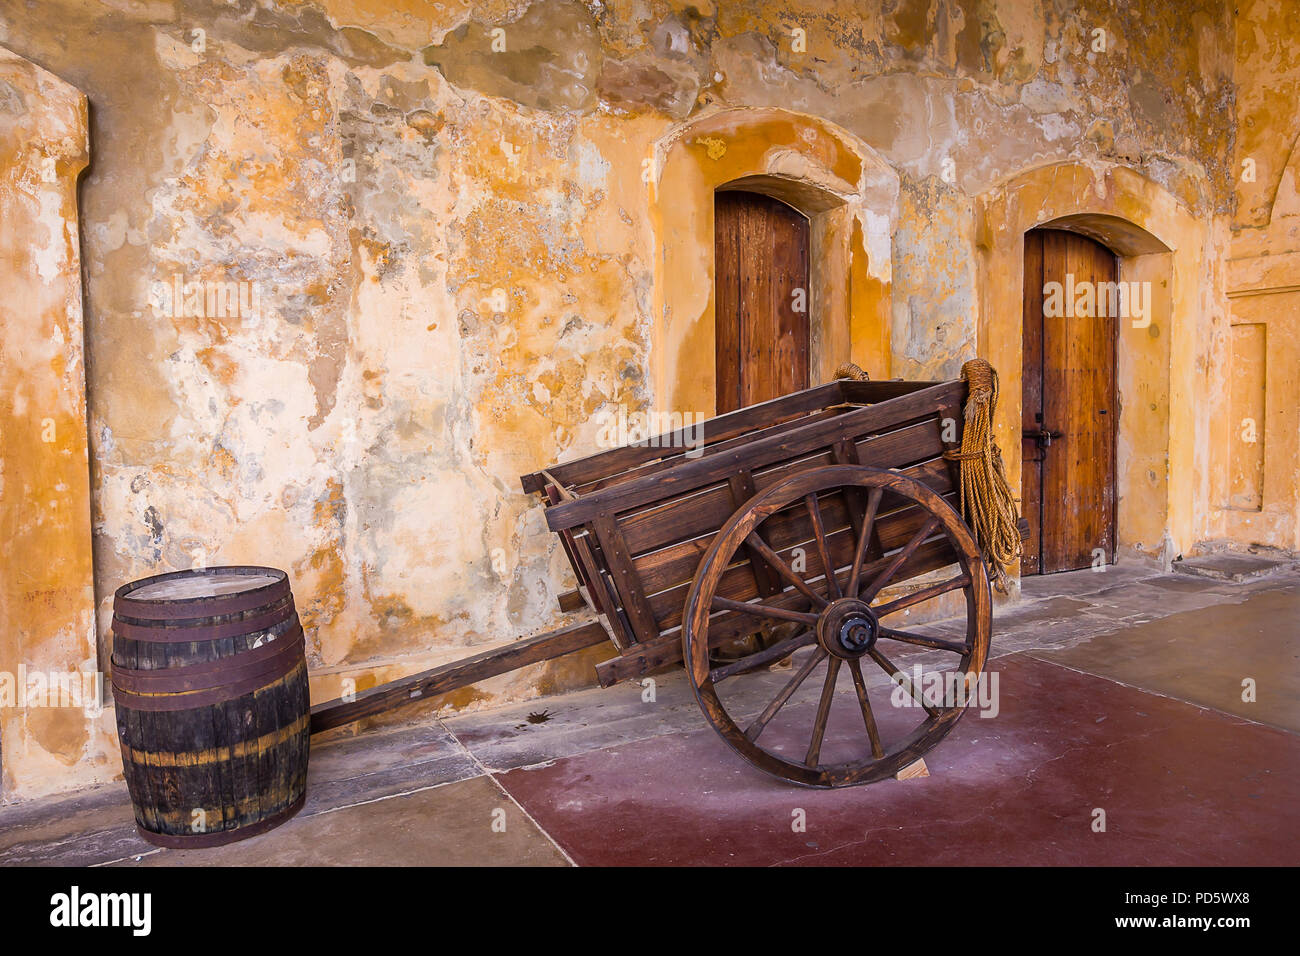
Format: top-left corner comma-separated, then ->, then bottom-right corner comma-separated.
111,595 -> 296,643
114,566 -> 290,622
111,620 -> 304,691
134,792 -> 307,849
112,636 -> 306,710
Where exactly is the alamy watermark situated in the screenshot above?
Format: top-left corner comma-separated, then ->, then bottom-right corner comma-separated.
1043,273 -> 1151,328
889,666 -> 1000,718
0,667 -> 103,716
150,273 -> 263,325
50,886 -> 151,936
594,406 -> 707,458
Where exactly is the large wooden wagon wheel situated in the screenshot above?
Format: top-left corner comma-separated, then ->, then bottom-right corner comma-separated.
682,464 -> 992,788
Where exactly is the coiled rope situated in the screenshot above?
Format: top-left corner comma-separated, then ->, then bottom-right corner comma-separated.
941,358 -> 1023,592
833,362 -> 870,381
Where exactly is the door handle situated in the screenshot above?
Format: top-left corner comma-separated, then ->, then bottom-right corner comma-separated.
1021,427 -> 1063,448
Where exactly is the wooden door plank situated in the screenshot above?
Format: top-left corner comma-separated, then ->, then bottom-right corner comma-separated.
715,192 -> 744,414
716,191 -> 810,414
1033,229 -> 1118,574
1021,229 -> 1044,574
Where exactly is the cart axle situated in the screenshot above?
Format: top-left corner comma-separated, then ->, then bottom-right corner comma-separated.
816,598 -> 880,660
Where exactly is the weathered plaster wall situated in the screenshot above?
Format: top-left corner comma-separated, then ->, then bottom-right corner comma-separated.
0,0 -> 1258,798
0,48 -> 117,798
1221,0 -> 1300,552
1231,0 -> 1300,230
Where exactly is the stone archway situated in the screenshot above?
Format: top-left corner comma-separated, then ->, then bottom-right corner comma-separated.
649,108 -> 900,417
976,162 -> 1209,569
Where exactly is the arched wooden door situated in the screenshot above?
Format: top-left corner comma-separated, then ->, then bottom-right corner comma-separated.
1021,228 -> 1119,574
714,190 -> 810,414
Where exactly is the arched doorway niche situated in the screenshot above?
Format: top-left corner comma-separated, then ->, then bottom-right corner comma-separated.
976,162 -> 1210,568
649,107 -> 901,417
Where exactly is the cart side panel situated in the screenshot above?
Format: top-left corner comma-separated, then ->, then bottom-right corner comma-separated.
520,381 -> 850,495
639,460 -> 964,632
600,383 -> 968,642
571,405 -> 854,496
628,456 -> 953,602
542,381 -> 965,533
615,416 -> 946,557
541,480 -> 640,649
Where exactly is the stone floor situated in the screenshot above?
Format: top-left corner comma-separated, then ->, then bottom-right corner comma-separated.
2,560 -> 1297,867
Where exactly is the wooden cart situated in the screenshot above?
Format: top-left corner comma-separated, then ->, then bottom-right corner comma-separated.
311,376 -> 1008,788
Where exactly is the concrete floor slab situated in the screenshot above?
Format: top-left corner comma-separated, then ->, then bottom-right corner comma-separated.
307,719 -> 482,811
0,714 -> 486,866
443,675 -> 706,773
1073,580 -> 1230,614
116,776 -> 568,867
1173,552 -> 1297,582
995,596 -> 1097,626
1017,562 -> 1162,600
1034,583 -> 1300,733
495,654 -> 1300,866
0,786 -> 147,867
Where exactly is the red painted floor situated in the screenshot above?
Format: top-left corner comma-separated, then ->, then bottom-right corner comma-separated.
495,653 -> 1300,866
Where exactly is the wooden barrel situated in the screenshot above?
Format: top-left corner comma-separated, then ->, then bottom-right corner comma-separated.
111,566 -> 310,848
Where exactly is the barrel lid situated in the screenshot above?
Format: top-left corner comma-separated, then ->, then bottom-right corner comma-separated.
114,566 -> 290,621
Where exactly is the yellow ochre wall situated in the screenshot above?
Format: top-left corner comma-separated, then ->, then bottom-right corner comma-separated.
0,0 -> 1293,800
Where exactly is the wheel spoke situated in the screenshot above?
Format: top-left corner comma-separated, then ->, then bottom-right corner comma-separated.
878,627 -> 969,654
872,572 -> 970,618
858,516 -> 940,602
847,487 -> 884,597
804,494 -> 840,599
867,646 -> 941,718
710,595 -> 819,626
710,629 -> 816,682
805,657 -> 842,767
745,532 -> 830,609
847,659 -> 885,759
745,648 -> 828,742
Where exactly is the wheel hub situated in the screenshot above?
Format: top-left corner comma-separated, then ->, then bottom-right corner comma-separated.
817,598 -> 878,659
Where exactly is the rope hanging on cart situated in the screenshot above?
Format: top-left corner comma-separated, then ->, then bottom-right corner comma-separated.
942,358 -> 1023,593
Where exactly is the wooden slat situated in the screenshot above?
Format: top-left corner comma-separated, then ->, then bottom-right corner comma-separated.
591,515 -> 660,644
543,479 -> 597,618
543,382 -> 964,530
729,469 -> 780,598
576,527 -> 639,648
563,526 -> 625,642
838,379 -> 943,403
556,589 -> 585,612
309,621 -> 611,734
574,406 -> 851,496
616,417 -> 946,557
631,471 -> 954,604
520,381 -> 851,494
